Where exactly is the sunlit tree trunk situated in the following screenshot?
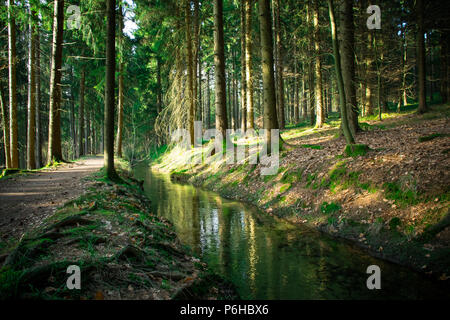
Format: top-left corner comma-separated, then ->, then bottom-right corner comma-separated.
116,6 -> 124,157
313,0 -> 324,128
245,0 -> 254,129
47,0 -> 64,164
214,0 -> 228,137
327,0 -> 354,144
27,11 -> 37,169
185,0 -> 195,145
193,0 -> 201,121
258,0 -> 278,154
273,0 -> 285,129
35,27 -> 42,167
104,0 -> 118,179
206,69 -> 211,129
240,0 -> 247,131
8,0 -> 19,168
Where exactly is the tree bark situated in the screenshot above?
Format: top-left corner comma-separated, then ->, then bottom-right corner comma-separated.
35,27 -> 42,167
313,0 -> 324,128
116,6 -> 124,157
440,32 -> 448,104
214,0 -> 228,137
27,11 -> 37,169
8,0 -> 19,168
240,0 -> 247,131
245,0 -> 254,129
78,68 -> 85,157
185,0 -> 195,145
273,0 -> 285,129
416,0 -> 427,113
47,0 -> 64,164
0,81 -> 10,169
340,0 -> 359,134
327,0 -> 354,144
258,0 -> 279,154
104,0 -> 118,179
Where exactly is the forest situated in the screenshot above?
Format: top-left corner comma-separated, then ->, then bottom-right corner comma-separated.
0,0 -> 449,302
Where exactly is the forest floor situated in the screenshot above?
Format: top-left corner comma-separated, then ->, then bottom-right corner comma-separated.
0,158 -> 236,300
154,103 -> 450,281
0,157 -> 103,242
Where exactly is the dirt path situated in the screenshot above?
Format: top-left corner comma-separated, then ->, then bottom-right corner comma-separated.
0,156 -> 103,241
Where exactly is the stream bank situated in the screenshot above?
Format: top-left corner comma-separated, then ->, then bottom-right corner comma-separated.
0,162 -> 236,300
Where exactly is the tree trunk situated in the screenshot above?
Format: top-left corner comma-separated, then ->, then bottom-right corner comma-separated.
416,0 -> 427,113
313,0 -> 324,127
185,0 -> 195,145
104,0 -> 118,179
35,26 -> 42,167
273,0 -> 285,129
245,0 -> 254,129
258,0 -> 279,154
0,81 -> 10,169
206,69 -> 211,129
440,32 -> 448,104
240,0 -> 247,131
213,0 -> 228,137
327,0 -> 354,144
47,0 -> 64,164
294,44 -> 299,124
8,0 -> 19,168
27,12 -> 37,170
116,6 -> 124,157
193,0 -> 201,121
78,68 -> 85,157
365,32 -> 375,116
340,0 -> 359,135
69,67 -> 76,159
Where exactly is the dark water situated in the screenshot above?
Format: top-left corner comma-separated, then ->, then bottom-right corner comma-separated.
134,164 -> 449,299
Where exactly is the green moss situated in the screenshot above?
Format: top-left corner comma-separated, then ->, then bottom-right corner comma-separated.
418,133 -> 450,142
383,182 -> 418,206
320,201 -> 341,214
344,144 -> 370,157
301,144 -> 322,150
279,183 -> 292,193
389,217 -> 401,230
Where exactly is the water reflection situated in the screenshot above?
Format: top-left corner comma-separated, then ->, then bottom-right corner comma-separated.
134,165 -> 449,300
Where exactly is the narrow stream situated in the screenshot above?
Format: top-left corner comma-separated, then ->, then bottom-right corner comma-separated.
134,164 -> 449,299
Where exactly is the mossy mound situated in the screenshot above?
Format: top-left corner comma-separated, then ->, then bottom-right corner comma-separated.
344,144 -> 370,157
